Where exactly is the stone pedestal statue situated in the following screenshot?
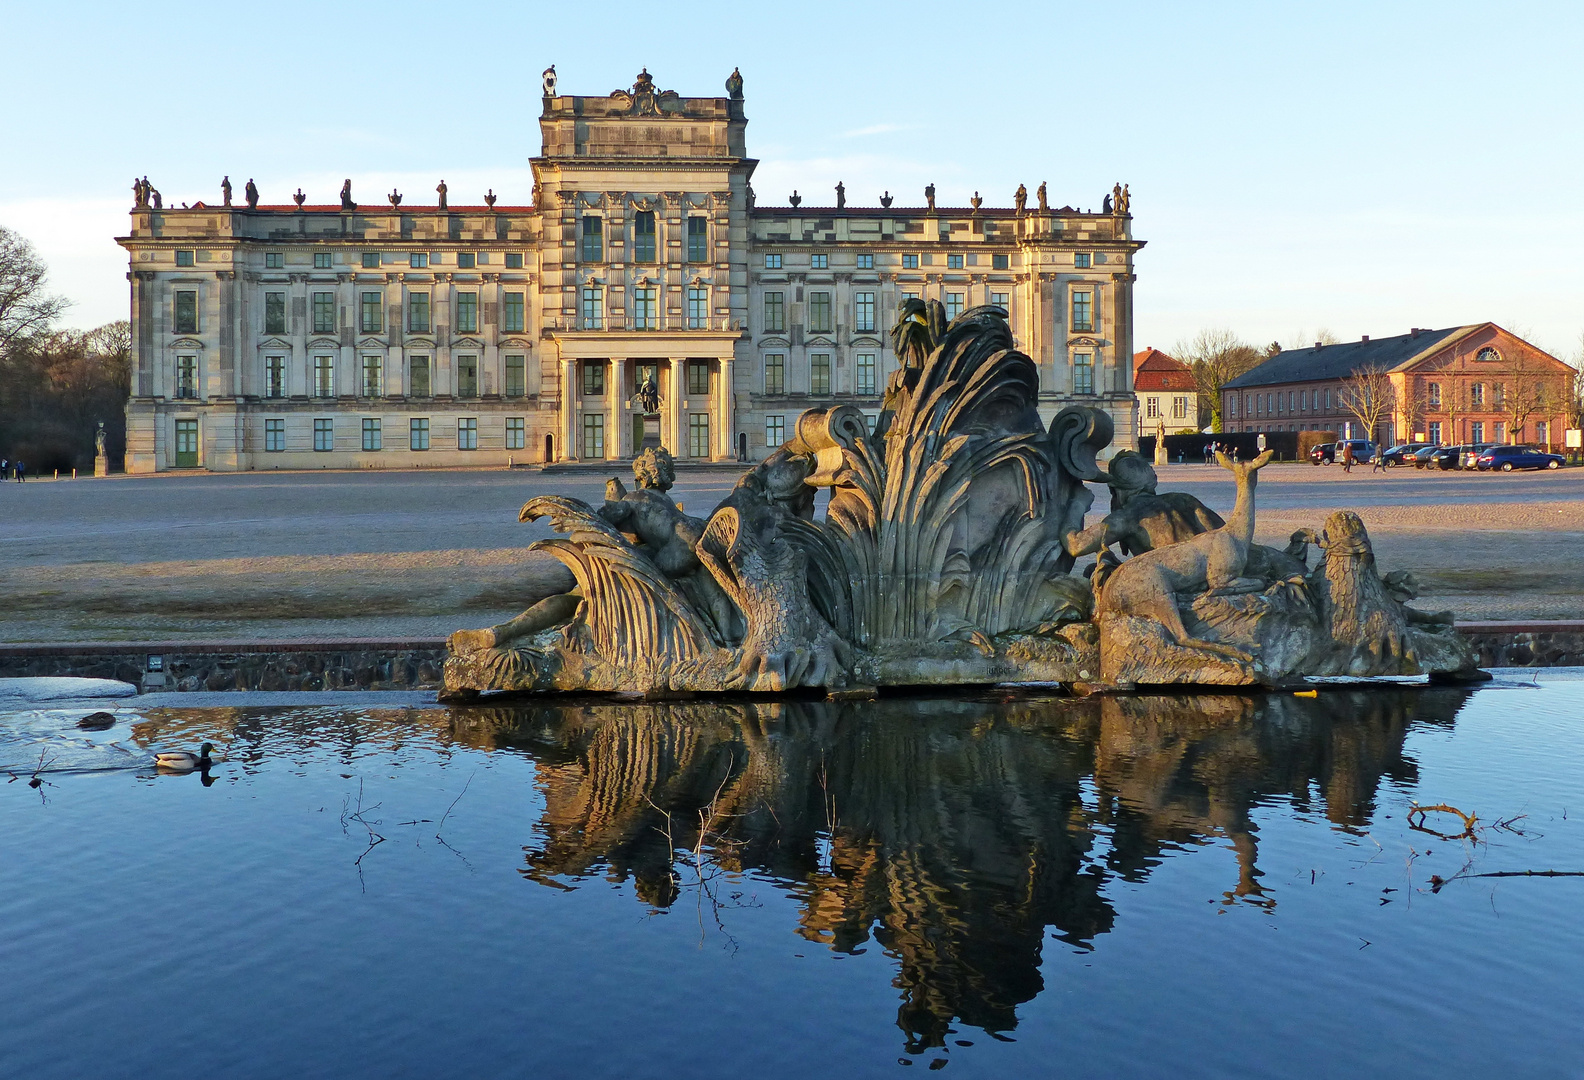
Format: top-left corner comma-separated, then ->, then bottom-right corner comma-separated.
94,422 -> 108,478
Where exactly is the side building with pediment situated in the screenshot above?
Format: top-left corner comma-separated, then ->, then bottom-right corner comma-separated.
117,69 -> 1143,472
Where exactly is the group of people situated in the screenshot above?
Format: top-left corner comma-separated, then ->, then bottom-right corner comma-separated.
1201,441 -> 1240,464
0,458 -> 27,481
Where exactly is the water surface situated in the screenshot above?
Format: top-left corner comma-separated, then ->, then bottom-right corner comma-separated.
3,680 -> 1581,1078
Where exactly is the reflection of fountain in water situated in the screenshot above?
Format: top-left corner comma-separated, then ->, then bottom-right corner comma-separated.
447,688 -> 1470,1052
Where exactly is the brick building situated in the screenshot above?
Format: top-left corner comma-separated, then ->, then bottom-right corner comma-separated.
1133,347 -> 1198,433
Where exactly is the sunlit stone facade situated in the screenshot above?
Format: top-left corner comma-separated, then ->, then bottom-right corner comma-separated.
117,70 -> 1142,472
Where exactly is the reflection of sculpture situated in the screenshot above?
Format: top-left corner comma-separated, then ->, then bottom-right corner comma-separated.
471,686 -> 1470,1053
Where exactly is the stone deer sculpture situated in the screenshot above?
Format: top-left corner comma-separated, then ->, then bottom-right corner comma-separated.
1096,450 -> 1274,662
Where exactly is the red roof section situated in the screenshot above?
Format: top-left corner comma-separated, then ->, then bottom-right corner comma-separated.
1133,348 -> 1194,392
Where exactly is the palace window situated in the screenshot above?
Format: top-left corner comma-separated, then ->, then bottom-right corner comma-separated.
990,291 -> 1009,309
854,292 -> 876,333
583,413 -> 605,458
763,292 -> 785,333
633,211 -> 656,263
315,252 -> 332,269
810,354 -> 832,395
360,292 -> 382,332
1071,290 -> 1093,332
856,352 -> 876,396
766,414 -> 785,448
504,292 -> 525,333
175,355 -> 197,399
266,252 -> 283,269
992,253 -> 1009,270
264,292 -> 286,335
362,418 -> 382,452
902,254 -> 918,269
902,291 -> 919,301
1471,382 -> 1485,407
945,292 -> 964,322
313,417 -> 334,452
456,355 -> 478,398
687,287 -> 707,329
582,216 -> 602,262
632,288 -> 656,330
457,252 -> 476,269
409,356 -> 430,397
765,353 -> 785,395
809,292 -> 832,334
313,355 -> 334,398
857,253 -> 874,269
264,418 -> 285,452
410,417 -> 430,451
504,253 -> 523,269
361,355 -> 382,397
409,253 -> 427,269
456,292 -> 478,334
688,414 -> 710,458
688,217 -> 708,263
362,252 -> 380,269
1075,253 -> 1091,268
506,417 -> 526,450
505,355 -> 525,397
583,361 -> 606,397
688,361 -> 710,396
1173,395 -> 1189,419
265,356 -> 285,399
764,253 -> 782,269
581,286 -> 603,330
1073,352 -> 1094,394
947,254 -> 964,269
312,292 -> 335,333
176,250 -> 195,267
811,253 -> 828,270
408,293 -> 430,333
457,417 -> 478,450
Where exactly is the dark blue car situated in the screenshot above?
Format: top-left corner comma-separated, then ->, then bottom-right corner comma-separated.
1474,445 -> 1564,471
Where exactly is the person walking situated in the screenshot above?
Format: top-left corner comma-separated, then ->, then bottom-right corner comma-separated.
1341,442 -> 1354,473
1371,445 -> 1386,473
14,460 -> 25,482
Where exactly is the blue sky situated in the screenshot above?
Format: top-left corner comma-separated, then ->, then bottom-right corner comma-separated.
3,0 -> 1580,357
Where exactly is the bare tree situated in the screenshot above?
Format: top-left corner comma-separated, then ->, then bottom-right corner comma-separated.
1565,334 -> 1584,432
1499,350 -> 1565,445
0,225 -> 67,357
1338,363 -> 1396,443
1173,328 -> 1263,432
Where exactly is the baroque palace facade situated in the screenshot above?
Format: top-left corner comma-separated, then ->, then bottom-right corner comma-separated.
118,68 -> 1142,472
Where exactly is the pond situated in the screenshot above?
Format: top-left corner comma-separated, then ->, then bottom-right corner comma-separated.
3,677 -> 1582,1078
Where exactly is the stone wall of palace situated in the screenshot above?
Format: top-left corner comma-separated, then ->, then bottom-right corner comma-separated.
118,73 -> 1142,472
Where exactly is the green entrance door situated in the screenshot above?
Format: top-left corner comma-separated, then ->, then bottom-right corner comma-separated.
174,419 -> 199,468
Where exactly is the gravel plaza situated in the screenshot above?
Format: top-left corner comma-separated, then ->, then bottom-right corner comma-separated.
1,461 -> 1581,644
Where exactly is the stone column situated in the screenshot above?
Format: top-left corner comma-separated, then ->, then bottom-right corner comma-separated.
718,357 -> 735,460
606,360 -> 621,461
669,358 -> 686,457
561,357 -> 576,460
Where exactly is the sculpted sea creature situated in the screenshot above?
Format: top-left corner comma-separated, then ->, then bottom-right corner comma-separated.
1096,451 -> 1273,662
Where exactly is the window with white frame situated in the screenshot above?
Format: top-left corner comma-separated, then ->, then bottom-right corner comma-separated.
503,292 -> 525,333
1172,396 -> 1188,419
313,417 -> 333,451
763,292 -> 784,333
456,292 -> 478,334
583,413 -> 605,458
457,417 -> 478,450
990,291 -> 1009,310
810,354 -> 832,395
1146,396 -> 1160,419
632,288 -> 656,330
313,355 -> 334,398
581,286 -> 603,330
1073,352 -> 1094,394
766,414 -> 785,448
506,416 -> 526,450
688,414 -> 710,458
505,355 -> 525,398
687,287 -> 707,329
1071,290 -> 1093,332
362,417 -> 382,451
264,418 -> 285,452
945,293 -> 964,321
808,292 -> 832,334
361,355 -> 382,397
456,355 -> 478,398
764,353 -> 785,395
265,356 -> 285,399
856,352 -> 877,396
312,292 -> 335,333
854,292 -> 875,333
409,356 -> 430,398
410,417 -> 430,451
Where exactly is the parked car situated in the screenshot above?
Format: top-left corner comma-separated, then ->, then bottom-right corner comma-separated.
1474,445 -> 1565,471
1379,442 -> 1433,467
1461,443 -> 1494,469
1309,439 -> 1375,465
1412,445 -> 1441,468
1423,444 -> 1470,470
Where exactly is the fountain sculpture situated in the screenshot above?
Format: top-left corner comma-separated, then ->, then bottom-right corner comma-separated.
444,302 -> 1480,697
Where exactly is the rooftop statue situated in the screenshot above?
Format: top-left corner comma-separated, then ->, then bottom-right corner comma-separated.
445,303 -> 1484,699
